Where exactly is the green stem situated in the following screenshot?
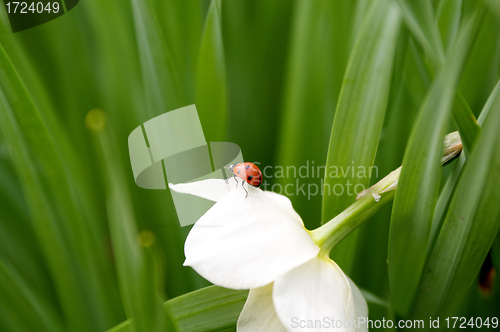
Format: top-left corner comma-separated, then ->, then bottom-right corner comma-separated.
310,190 -> 395,256
310,131 -> 463,255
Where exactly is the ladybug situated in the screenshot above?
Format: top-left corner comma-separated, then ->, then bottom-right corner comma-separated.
228,162 -> 262,197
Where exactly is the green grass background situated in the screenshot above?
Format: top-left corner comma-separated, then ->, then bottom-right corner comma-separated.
0,0 -> 500,331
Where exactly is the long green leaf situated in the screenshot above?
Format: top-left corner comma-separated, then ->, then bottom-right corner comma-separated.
322,0 -> 401,271
411,85 -> 500,321
89,111 -> 174,332
396,0 -> 445,64
398,0 -> 483,154
0,44 -> 111,332
388,16 -> 477,316
459,9 -> 500,113
429,79 -> 500,252
350,26 -> 414,322
222,0 -> 296,165
108,286 -> 248,332
130,0 -> 185,119
150,0 -> 203,102
436,0 -> 462,52
275,0 -> 358,229
166,286 -> 247,332
0,260 -> 64,332
492,232 -> 500,275
196,0 -> 228,142
477,79 -> 500,125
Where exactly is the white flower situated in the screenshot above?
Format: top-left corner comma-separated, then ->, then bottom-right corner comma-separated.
170,179 -> 368,332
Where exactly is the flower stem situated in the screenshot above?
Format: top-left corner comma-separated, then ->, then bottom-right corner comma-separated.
310,190 -> 396,255
310,131 -> 463,255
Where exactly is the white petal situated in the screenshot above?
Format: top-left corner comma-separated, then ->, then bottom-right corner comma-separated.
237,284 -> 288,332
273,257 -> 368,332
264,191 -> 302,219
184,186 -> 320,289
169,178 -> 238,202
346,278 -> 368,332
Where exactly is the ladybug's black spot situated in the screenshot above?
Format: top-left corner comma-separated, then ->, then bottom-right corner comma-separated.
245,164 -> 250,169
237,170 -> 241,174
247,175 -> 253,181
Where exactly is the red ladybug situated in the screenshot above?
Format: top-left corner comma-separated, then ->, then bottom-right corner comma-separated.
228,162 -> 262,197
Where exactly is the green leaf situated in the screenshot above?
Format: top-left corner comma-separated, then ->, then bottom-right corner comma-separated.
436,0 -> 462,52
451,92 -> 481,155
322,0 -> 401,271
274,0 -> 359,229
477,79 -> 500,125
107,286 -> 248,332
196,0 -> 228,142
130,0 -> 185,119
166,286 -> 247,332
107,320 -> 132,332
90,113 -> 173,332
459,9 -> 500,114
411,84 -> 500,320
429,80 -> 500,252
0,44 -> 111,332
388,16 -> 477,316
427,155 -> 465,251
0,260 -> 64,332
398,0 -> 483,155
491,231 -> 500,274
449,6 -> 485,156
350,26 -> 415,302
150,0 -> 203,102
221,0 -> 296,167
396,0 -> 445,65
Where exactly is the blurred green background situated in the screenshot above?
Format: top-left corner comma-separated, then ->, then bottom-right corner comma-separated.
1,0 -> 500,331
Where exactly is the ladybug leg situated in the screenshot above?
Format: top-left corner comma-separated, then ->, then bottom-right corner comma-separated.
233,174 -> 238,188
242,182 -> 248,198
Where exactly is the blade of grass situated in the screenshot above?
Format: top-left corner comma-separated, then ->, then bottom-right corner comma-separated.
492,232 -> 500,274
0,186 -> 61,332
451,92 -> 481,155
1,9 -> 128,324
130,0 -> 185,119
0,260 -> 64,332
322,0 -> 401,271
411,84 -> 500,321
477,79 -> 500,125
397,0 -> 483,155
166,286 -> 247,332
458,9 -> 500,114
0,44 -> 112,332
150,0 -> 203,102
87,110 -> 175,332
396,0 -> 445,64
220,0 -> 297,181
429,79 -> 500,252
107,286 -> 248,332
388,15 -> 478,316
348,26 -> 414,332
196,0 -> 227,142
436,0 -> 462,52
436,0 -> 462,51
274,0 -> 358,229
350,25 -> 414,303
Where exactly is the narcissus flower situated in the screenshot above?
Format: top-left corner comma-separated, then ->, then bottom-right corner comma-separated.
170,178 -> 368,332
